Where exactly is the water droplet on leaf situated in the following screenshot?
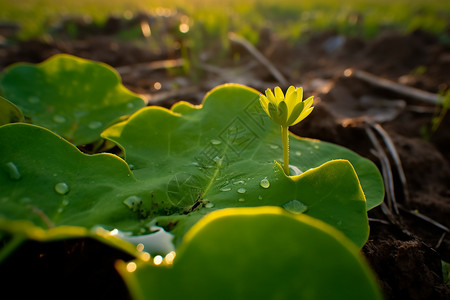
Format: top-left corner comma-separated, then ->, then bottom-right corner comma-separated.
210,139 -> 222,145
233,180 -> 245,185
28,96 -> 40,103
282,200 -> 308,214
88,121 -> 103,129
237,188 -> 246,194
220,186 -> 231,192
289,165 -> 303,176
270,144 -> 279,149
238,198 -> 245,202
205,202 -> 214,208
5,162 -> 21,180
123,195 -> 142,212
259,177 -> 270,188
54,182 -> 70,195
213,156 -> 223,165
53,115 -> 66,123
258,195 -> 263,200
295,151 -> 302,156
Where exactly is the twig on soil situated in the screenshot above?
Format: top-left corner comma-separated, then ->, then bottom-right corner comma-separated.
365,124 -> 399,214
228,32 -> 289,87
115,58 -> 185,75
344,68 -> 441,104
365,120 -> 409,203
436,232 -> 447,249
399,205 -> 450,233
368,217 -> 391,225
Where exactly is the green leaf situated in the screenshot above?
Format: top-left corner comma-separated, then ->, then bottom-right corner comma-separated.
118,207 -> 383,300
0,123 -> 146,232
0,96 -> 24,125
0,219 -> 144,263
0,54 -> 145,145
0,84 -> 383,252
102,84 -> 383,247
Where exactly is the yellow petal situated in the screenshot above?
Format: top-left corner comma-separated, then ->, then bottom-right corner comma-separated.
292,106 -> 314,125
265,88 -> 277,105
284,86 -> 297,112
296,87 -> 303,103
303,96 -> 314,110
286,101 -> 305,126
274,86 -> 284,103
259,94 -> 270,116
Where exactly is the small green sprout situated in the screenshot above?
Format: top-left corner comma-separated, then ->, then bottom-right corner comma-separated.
432,90 -> 450,132
260,86 -> 314,175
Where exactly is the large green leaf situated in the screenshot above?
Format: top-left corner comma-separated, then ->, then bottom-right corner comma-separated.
0,122 -> 369,248
0,96 -> 24,125
118,207 -> 383,300
0,54 -> 145,145
0,123 -> 143,231
102,83 -> 383,246
0,84 -> 383,250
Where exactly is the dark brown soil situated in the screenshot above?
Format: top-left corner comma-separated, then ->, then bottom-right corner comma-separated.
1,14 -> 449,299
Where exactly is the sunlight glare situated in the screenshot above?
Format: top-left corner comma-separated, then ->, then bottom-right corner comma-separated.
153,255 -> 163,265
164,251 -> 176,265
126,262 -> 137,273
179,23 -> 189,33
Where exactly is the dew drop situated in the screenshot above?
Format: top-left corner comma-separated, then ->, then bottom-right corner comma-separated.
54,182 -> 70,195
259,177 -> 270,189
127,103 -> 135,109
210,139 -> 222,145
88,121 -> 103,129
123,195 -> 142,211
53,115 -> 66,123
237,188 -> 246,194
62,199 -> 70,206
282,200 -> 308,214
238,198 -> 245,202
220,186 -> 231,192
20,197 -> 31,203
205,202 -> 214,208
28,96 -> 40,103
233,180 -> 245,185
289,165 -> 303,176
270,144 -> 279,149
258,195 -> 263,200
213,156 -> 223,165
295,151 -> 302,156
5,162 -> 21,180
314,145 -> 319,149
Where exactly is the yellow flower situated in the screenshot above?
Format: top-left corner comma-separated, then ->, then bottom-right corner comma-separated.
259,86 -> 314,127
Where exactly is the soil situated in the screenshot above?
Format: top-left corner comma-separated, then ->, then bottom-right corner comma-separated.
1,14 -> 449,300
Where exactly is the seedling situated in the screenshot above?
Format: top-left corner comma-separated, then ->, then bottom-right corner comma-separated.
260,86 -> 314,175
0,55 -> 385,300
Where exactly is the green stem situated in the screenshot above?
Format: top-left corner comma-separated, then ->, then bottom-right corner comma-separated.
282,125 -> 289,175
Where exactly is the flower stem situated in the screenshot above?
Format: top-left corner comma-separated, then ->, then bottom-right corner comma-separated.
282,125 -> 289,175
